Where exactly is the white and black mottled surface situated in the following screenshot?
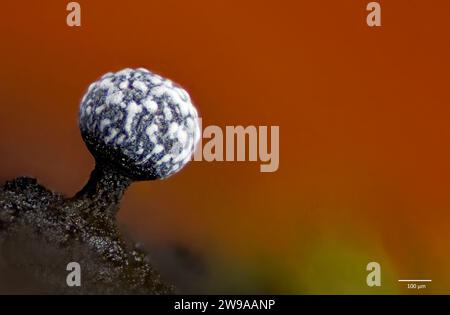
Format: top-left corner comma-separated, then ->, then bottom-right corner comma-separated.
79,68 -> 200,180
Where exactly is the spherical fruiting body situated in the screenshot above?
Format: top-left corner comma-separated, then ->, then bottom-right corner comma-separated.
79,68 -> 200,180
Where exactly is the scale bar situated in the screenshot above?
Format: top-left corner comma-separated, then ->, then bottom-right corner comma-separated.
398,279 -> 432,282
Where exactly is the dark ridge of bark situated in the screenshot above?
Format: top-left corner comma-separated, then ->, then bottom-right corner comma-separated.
0,175 -> 173,294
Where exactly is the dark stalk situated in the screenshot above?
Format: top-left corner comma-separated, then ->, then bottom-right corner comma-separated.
70,163 -> 132,216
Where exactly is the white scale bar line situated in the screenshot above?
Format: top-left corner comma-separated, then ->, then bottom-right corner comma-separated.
398,279 -> 432,282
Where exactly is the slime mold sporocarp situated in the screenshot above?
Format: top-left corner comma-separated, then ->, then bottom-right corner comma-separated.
0,68 -> 200,294
80,68 -> 200,180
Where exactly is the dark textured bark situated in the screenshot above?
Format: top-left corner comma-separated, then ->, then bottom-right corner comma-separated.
0,175 -> 173,294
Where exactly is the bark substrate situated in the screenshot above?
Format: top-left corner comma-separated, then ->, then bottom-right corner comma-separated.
0,173 -> 173,294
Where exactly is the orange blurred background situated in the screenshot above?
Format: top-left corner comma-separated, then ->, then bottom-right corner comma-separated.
1,0 -> 450,293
